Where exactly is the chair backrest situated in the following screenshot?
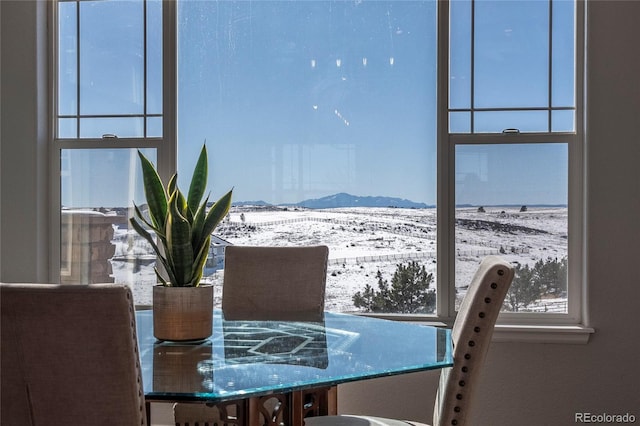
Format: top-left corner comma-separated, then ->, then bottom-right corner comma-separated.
221,245 -> 329,321
433,256 -> 514,426
0,283 -> 146,426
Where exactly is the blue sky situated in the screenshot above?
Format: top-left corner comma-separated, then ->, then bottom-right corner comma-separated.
59,0 -> 573,209
177,0 -> 437,206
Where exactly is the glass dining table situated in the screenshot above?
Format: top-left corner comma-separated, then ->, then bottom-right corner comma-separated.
136,310 -> 452,426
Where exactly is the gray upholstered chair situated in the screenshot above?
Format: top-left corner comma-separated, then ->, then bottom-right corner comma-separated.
304,255 -> 515,426
0,283 -> 147,426
174,245 -> 329,426
221,244 -> 330,321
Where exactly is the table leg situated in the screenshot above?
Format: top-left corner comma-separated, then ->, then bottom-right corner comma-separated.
292,386 -> 337,425
173,399 -> 248,425
168,385 -> 337,426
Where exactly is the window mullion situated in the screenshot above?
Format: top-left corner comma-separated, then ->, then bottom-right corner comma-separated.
143,0 -> 148,138
570,0 -> 586,325
437,0 -> 455,320
450,132 -> 577,145
548,0 -> 553,132
160,0 -> 177,184
76,0 -> 81,138
470,0 -> 475,133
54,138 -> 164,150
49,1 -> 60,283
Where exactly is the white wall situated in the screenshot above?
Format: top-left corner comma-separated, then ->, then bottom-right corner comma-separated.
0,0 -> 49,283
2,1 -> 639,425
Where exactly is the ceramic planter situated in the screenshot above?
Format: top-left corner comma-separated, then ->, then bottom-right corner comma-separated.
153,285 -> 214,341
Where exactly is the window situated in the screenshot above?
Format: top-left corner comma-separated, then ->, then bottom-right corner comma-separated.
53,0 -> 163,295
57,0 -> 162,138
447,0 -> 583,323
52,0 -> 584,326
176,0 -> 438,314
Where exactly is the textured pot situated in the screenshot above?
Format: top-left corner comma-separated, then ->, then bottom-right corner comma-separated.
153,285 -> 214,341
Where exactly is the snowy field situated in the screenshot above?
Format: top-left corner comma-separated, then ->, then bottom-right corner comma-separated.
111,205 -> 568,313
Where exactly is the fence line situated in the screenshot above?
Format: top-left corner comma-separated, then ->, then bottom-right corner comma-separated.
328,251 -> 437,266
227,217 -> 531,255
327,247 -> 529,266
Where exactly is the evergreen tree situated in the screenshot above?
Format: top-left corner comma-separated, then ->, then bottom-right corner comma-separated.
505,256 -> 568,312
505,263 -> 540,312
534,256 -> 567,296
353,261 -> 435,314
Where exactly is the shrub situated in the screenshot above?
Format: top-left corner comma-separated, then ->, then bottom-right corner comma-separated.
353,261 -> 436,314
505,256 -> 568,312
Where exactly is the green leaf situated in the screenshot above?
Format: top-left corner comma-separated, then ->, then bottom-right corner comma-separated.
129,217 -> 176,285
187,144 -> 208,215
133,203 -> 164,239
166,192 -> 194,286
167,174 -> 178,199
129,217 -> 162,259
175,188 -> 192,223
190,235 -> 211,287
190,194 -> 209,250
199,189 -> 233,248
137,150 -> 168,230
154,268 -> 169,286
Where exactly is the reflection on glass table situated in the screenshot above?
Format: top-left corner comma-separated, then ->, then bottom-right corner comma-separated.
137,310 -> 452,404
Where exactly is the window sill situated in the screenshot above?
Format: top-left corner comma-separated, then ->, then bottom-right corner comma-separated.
395,318 -> 595,344
492,324 -> 594,344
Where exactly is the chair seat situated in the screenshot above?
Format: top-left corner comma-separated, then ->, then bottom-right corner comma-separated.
305,415 -> 430,426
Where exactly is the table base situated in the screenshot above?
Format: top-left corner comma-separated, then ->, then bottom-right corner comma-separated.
154,385 -> 337,426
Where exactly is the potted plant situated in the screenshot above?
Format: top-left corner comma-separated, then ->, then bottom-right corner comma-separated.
130,144 -> 232,341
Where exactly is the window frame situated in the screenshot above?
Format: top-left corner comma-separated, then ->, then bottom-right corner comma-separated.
49,0 -> 590,339
49,0 -> 177,284
438,0 -> 587,330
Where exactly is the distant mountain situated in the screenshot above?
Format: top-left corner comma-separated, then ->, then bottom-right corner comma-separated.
292,192 -> 429,209
232,200 -> 272,207
231,194 -> 565,210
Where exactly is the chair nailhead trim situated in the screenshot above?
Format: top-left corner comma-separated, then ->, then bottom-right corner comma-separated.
456,394 -> 463,400
459,380 -> 465,387
479,312 -> 485,318
464,353 -> 471,360
491,282 -> 498,289
484,297 -> 491,303
498,269 -> 505,275
462,366 -> 468,372
468,340 -> 475,347
474,326 -> 480,332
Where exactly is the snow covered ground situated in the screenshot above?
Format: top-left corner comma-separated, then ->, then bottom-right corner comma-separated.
111,205 -> 568,313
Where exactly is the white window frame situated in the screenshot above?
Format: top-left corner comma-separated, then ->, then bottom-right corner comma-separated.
49,0 -> 177,283
436,0 -> 590,342
49,0 -> 592,342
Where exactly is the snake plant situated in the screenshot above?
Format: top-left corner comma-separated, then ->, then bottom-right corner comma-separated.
130,145 -> 232,287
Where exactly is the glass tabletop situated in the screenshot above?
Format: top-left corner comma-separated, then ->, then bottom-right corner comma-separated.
137,310 -> 452,402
